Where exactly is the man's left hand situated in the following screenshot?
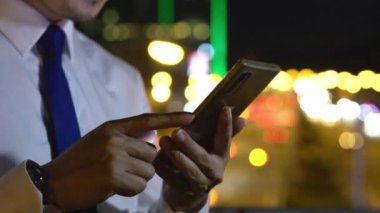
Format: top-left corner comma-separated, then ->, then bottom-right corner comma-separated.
155,107 -> 245,212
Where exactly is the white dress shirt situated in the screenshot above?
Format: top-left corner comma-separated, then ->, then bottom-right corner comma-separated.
0,0 -> 209,212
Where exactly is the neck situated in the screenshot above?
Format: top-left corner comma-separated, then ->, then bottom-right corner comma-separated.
24,0 -> 63,22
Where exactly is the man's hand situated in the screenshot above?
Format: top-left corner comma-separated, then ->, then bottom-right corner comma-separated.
155,107 -> 246,212
41,112 -> 194,211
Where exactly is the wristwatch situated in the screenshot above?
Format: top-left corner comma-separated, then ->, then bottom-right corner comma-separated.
26,160 -> 53,205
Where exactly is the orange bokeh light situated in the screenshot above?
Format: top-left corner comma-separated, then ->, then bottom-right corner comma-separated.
229,142 -> 238,158
209,188 -> 219,207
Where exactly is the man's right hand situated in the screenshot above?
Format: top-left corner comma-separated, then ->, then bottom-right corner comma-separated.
41,112 -> 194,211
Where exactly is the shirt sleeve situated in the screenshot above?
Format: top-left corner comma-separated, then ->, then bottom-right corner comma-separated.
0,161 -> 43,212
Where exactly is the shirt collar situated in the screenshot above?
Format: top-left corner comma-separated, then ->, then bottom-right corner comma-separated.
0,0 -> 75,59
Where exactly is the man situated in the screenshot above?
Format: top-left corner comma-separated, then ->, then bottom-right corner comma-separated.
0,0 -> 245,212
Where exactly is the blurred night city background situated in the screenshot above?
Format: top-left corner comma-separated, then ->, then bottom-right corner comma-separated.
77,0 -> 380,212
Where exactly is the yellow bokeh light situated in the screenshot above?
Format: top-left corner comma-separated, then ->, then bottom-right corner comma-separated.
145,24 -> 159,40
268,71 -> 293,92
286,68 -> 299,80
337,71 -> 353,90
151,85 -> 171,103
210,73 -> 223,84
173,21 -> 191,39
151,71 -> 172,87
319,70 -> 340,89
249,148 -> 268,167
102,9 -> 120,25
187,75 -> 199,85
184,84 -> 198,102
103,24 -> 120,41
298,68 -> 315,78
193,22 -> 210,40
339,131 -> 364,150
148,40 -> 185,65
358,70 -> 375,89
345,75 -> 361,94
339,132 -> 356,149
209,188 -> 219,207
229,142 -> 238,159
371,74 -> 380,92
240,108 -> 250,119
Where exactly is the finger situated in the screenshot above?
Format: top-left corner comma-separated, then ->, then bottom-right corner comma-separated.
109,153 -> 155,181
124,137 -> 157,163
233,118 -> 246,136
123,157 -> 155,181
159,136 -> 211,193
114,172 -> 148,197
212,106 -> 233,157
153,150 -> 191,191
170,129 -> 224,183
113,112 -> 194,136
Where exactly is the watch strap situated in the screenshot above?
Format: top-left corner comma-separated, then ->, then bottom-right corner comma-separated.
25,160 -> 54,205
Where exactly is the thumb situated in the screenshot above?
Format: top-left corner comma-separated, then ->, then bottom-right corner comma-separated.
114,112 -> 194,136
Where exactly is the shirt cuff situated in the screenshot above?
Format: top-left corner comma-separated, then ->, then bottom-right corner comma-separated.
0,161 -> 43,212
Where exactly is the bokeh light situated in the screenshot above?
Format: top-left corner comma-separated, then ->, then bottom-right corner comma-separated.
183,101 -> 199,112
249,148 -> 268,167
337,72 -> 352,91
320,104 -> 341,125
268,71 -> 293,92
197,43 -> 215,59
336,98 -> 361,122
151,85 -> 171,103
339,131 -> 364,150
371,74 -> 380,92
192,22 -> 210,40
148,40 -> 184,65
358,70 -> 375,89
298,68 -> 315,78
184,84 -> 198,102
151,71 -> 172,87
173,21 -> 191,39
229,142 -> 238,158
345,75 -> 361,94
318,70 -> 339,89
240,108 -> 250,120
103,24 -> 120,41
364,113 -> 380,137
184,74 -> 219,103
359,103 -> 379,121
187,51 -> 210,76
102,9 -> 120,25
209,188 -> 219,207
209,73 -> 223,84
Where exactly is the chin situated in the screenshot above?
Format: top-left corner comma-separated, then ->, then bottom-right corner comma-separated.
87,0 -> 107,6
69,0 -> 106,21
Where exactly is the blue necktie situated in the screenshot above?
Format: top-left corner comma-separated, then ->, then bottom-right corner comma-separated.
39,25 -> 97,213
39,25 -> 80,156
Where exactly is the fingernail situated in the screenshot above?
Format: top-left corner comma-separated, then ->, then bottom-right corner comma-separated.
146,142 -> 157,150
224,106 -> 232,120
183,113 -> 195,122
174,129 -> 186,142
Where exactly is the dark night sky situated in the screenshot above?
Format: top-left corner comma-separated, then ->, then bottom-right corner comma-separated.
228,0 -> 380,73
104,0 -> 380,73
